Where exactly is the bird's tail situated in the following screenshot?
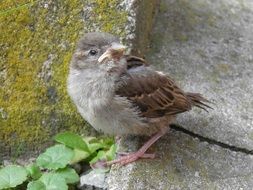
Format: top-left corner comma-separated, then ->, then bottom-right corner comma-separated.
186,92 -> 213,112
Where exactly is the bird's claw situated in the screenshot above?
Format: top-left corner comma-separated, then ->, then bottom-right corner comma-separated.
107,152 -> 156,166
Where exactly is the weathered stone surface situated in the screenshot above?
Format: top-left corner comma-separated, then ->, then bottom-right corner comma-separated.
147,0 -> 253,150
0,0 -> 92,159
79,170 -> 107,190
108,130 -> 253,190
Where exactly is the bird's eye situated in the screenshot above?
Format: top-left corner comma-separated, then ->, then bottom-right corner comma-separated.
89,49 -> 97,56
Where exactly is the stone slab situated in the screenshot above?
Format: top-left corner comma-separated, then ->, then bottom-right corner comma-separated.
108,130 -> 253,190
147,0 -> 253,150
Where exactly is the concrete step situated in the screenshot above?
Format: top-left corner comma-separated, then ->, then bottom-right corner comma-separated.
107,0 -> 253,189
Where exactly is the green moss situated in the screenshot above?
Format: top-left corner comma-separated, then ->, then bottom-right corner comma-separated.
159,1 -> 168,13
0,2 -> 50,151
84,0 -> 128,38
93,0 -> 127,36
0,0 -> 129,158
0,0 -> 32,13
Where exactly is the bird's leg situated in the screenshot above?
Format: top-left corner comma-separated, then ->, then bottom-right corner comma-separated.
117,152 -> 156,159
115,136 -> 155,159
107,128 -> 168,166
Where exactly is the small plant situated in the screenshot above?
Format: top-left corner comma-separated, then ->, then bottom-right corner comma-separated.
0,132 -> 117,189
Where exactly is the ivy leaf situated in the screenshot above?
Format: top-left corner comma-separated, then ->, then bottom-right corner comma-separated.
27,180 -> 46,190
26,164 -> 42,180
36,144 -> 74,170
55,168 -> 79,184
70,149 -> 90,164
54,132 -> 89,152
39,173 -> 68,190
0,165 -> 28,189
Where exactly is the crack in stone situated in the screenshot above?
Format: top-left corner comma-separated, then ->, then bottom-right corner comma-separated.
170,124 -> 253,155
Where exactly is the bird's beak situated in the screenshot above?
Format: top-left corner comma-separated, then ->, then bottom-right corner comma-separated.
98,43 -> 126,63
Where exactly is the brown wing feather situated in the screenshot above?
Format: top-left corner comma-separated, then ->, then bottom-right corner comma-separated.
116,56 -> 192,118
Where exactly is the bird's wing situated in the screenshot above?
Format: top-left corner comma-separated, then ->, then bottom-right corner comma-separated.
115,56 -> 192,118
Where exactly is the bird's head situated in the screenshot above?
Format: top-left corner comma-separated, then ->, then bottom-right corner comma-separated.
70,32 -> 126,71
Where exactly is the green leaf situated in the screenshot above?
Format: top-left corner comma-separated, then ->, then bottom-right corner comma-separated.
83,136 -> 98,143
26,164 -> 42,180
106,144 -> 117,161
55,132 -> 89,152
36,144 -> 74,170
0,165 -> 28,189
88,143 -> 104,153
55,168 -> 79,184
89,150 -> 107,164
99,137 -> 115,147
89,144 -> 117,164
39,173 -> 68,190
84,136 -> 115,153
27,181 -> 46,190
70,149 -> 90,164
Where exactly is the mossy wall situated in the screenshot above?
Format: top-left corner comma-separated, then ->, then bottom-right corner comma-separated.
0,0 -> 128,159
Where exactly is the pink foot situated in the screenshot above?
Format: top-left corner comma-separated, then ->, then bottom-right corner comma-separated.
108,151 -> 156,165
92,129 -> 168,168
107,128 -> 168,166
117,152 -> 155,159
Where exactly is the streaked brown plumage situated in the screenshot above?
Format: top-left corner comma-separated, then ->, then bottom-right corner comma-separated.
117,55 -> 210,118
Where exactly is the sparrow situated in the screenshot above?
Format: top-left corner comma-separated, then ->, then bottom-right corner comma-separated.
67,32 -> 210,165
